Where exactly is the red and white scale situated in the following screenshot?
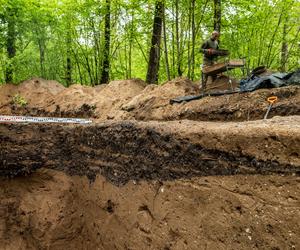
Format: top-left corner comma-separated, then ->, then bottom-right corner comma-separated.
0,115 -> 92,124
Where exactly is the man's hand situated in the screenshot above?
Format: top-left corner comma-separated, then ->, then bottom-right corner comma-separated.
205,48 -> 216,55
208,48 -> 214,55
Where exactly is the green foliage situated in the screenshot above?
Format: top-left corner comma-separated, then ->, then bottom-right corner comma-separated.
0,0 -> 299,85
12,93 -> 27,106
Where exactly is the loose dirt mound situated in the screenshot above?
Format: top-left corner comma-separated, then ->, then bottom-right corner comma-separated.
0,78 -> 65,115
1,77 -> 299,122
0,78 -> 148,119
0,84 -> 17,107
42,84 -> 98,118
120,77 -> 199,120
91,78 -> 147,120
42,79 -> 147,119
17,78 -> 65,106
0,171 -> 299,249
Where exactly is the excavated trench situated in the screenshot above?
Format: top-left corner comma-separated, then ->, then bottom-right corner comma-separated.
1,79 -> 300,249
1,117 -> 300,249
1,118 -> 299,185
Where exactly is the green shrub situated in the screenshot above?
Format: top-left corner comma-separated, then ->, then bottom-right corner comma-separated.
12,94 -> 28,107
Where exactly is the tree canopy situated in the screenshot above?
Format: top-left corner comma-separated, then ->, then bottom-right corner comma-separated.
0,0 -> 299,85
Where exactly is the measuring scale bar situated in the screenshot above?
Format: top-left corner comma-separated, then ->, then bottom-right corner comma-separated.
0,115 -> 92,124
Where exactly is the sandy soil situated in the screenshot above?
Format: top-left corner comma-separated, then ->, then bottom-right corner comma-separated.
1,77 -> 299,121
0,170 -> 299,250
0,78 -> 300,249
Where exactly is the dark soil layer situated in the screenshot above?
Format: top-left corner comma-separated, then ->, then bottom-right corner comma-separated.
1,117 -> 299,185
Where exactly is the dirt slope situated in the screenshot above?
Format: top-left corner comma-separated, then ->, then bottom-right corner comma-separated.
1,77 -> 299,121
0,171 -> 299,250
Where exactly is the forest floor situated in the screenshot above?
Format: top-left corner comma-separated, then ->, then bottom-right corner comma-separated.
0,77 -> 299,249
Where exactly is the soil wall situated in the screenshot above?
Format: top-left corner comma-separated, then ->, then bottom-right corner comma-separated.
0,171 -> 299,250
1,117 -> 299,185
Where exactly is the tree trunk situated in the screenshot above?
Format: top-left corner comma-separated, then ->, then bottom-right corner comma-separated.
146,1 -> 164,84
191,0 -> 196,80
66,27 -> 72,86
72,48 -> 83,84
187,0 -> 196,80
38,37 -> 46,79
100,0 -> 111,84
162,5 -> 170,81
171,2 -> 176,79
175,0 -> 182,76
91,19 -> 100,84
5,7 -> 16,83
213,0 -> 221,32
265,11 -> 283,67
128,10 -> 134,79
187,1 -> 192,79
280,23 -> 288,72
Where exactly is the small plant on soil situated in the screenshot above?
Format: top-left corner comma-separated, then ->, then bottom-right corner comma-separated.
12,94 -> 28,107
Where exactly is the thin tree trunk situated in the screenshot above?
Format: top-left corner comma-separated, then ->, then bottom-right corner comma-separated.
265,11 -> 283,67
124,8 -> 129,79
91,19 -> 100,84
134,36 -> 148,62
128,10 -> 134,79
66,27 -> 72,86
162,4 -> 170,81
72,49 -> 83,84
191,0 -> 196,80
286,26 -> 300,70
100,0 -> 111,84
146,0 -> 164,84
175,0 -> 182,76
76,40 -> 94,84
38,38 -> 46,78
171,2 -> 176,78
187,0 -> 196,80
124,41 -> 128,79
257,12 -> 268,66
5,7 -> 16,83
213,0 -> 221,32
85,55 -> 94,84
128,41 -> 132,79
187,0 -> 192,78
280,23 -> 288,72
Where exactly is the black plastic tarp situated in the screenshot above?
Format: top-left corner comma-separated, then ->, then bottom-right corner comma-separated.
286,69 -> 300,85
170,70 -> 300,104
240,70 -> 300,92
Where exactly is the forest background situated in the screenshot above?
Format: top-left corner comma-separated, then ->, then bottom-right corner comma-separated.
0,0 -> 299,86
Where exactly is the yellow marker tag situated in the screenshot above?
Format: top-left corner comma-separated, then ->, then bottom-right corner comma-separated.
267,96 -> 278,104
